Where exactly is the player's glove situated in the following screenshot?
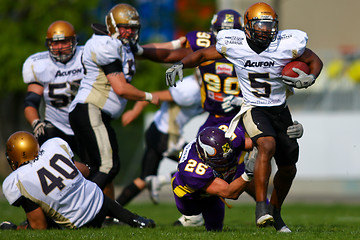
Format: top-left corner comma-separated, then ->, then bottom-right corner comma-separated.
0,221 -> 17,230
287,120 -> 304,139
242,147 -> 257,182
221,96 -> 244,112
165,62 -> 184,87
129,40 -> 144,56
282,68 -> 316,89
31,119 -> 46,139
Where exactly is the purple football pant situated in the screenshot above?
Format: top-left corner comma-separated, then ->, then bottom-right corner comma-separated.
174,194 -> 225,231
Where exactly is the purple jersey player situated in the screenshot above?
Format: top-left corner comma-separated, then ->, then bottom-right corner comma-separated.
172,124 -> 254,231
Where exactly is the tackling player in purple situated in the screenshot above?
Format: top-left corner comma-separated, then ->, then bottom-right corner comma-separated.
172,124 -> 253,231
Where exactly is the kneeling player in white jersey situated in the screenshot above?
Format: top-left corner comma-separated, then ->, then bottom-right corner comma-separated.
165,2 -> 323,232
0,131 -> 155,230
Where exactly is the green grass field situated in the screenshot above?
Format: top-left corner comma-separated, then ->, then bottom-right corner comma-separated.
0,200 -> 359,240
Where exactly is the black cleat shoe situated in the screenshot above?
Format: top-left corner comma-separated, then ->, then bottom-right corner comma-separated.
269,204 -> 291,232
132,216 -> 156,228
256,201 -> 274,228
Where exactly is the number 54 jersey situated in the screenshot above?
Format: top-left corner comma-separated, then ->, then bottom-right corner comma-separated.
22,46 -> 84,135
2,138 -> 103,229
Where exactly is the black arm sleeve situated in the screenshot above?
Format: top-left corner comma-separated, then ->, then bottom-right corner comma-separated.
24,91 -> 42,110
101,59 -> 123,75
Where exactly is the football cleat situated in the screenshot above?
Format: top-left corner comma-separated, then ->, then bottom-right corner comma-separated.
173,214 -> 204,227
278,225 -> 292,233
256,201 -> 274,228
132,216 -> 156,228
256,214 -> 274,228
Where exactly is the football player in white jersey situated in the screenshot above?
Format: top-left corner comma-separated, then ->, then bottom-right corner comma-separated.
1,131 -> 155,230
116,72 -> 203,207
23,20 -> 83,153
68,3 -> 159,195
164,2 -> 323,232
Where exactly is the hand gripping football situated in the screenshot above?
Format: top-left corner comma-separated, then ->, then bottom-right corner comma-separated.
281,61 -> 310,77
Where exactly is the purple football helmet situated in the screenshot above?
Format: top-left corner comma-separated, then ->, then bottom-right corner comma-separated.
196,127 -> 236,173
210,9 -> 243,37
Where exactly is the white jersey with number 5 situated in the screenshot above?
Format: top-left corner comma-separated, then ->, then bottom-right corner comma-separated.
2,138 -> 103,229
216,29 -> 308,107
70,34 -> 135,119
22,46 -> 84,135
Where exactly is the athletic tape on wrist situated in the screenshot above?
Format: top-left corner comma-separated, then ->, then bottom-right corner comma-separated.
145,92 -> 153,102
136,45 -> 144,55
171,39 -> 182,50
241,172 -> 252,182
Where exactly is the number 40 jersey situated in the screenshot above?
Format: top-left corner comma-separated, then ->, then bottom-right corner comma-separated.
2,138 -> 103,229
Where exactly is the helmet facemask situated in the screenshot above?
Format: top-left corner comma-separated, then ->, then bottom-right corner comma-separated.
46,36 -> 77,63
106,3 -> 141,45
45,20 -> 77,64
246,19 -> 278,47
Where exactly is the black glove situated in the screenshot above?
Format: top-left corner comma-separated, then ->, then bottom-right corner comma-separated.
0,221 -> 17,230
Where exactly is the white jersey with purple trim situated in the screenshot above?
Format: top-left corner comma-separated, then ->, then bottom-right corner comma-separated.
2,138 -> 104,229
216,29 -> 308,107
154,74 -> 203,136
69,34 -> 136,119
22,46 -> 84,135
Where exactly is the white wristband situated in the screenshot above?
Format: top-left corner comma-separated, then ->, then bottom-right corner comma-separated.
171,39 -> 182,49
241,172 -> 252,182
144,92 -> 153,102
136,45 -> 144,55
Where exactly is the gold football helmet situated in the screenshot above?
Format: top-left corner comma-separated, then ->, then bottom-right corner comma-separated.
244,2 -> 278,47
45,20 -> 77,63
6,131 -> 39,170
105,3 -> 140,44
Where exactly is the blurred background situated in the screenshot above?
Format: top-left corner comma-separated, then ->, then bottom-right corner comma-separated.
0,0 -> 359,201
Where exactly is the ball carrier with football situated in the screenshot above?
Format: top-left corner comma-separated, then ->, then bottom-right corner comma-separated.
164,2 -> 323,232
282,61 -> 313,88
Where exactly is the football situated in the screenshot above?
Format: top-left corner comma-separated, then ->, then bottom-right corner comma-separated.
281,61 -> 310,77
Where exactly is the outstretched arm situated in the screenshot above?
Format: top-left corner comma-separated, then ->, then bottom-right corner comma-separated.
181,45 -> 224,68
205,175 -> 250,200
121,89 -> 174,126
165,45 -> 223,86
